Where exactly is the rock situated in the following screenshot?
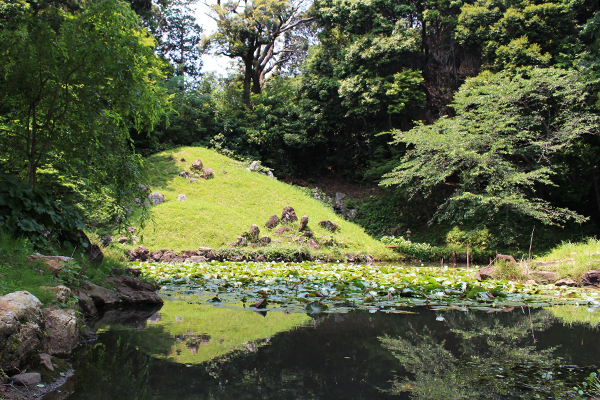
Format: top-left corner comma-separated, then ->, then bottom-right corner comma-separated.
231,236 -> 248,247
43,306 -> 78,356
131,235 -> 139,243
475,265 -> 494,281
10,372 -> 41,386
39,353 -> 54,371
203,168 -> 214,179
198,247 -> 213,254
529,270 -> 558,284
554,277 -> 578,287
582,269 -> 600,287
186,256 -> 207,263
27,253 -> 74,277
178,194 -> 187,201
250,160 -> 261,170
274,226 -> 292,235
267,171 -> 274,178
255,255 -> 267,262
81,282 -> 119,307
249,243 -> 260,248
319,220 -> 338,232
259,236 -> 271,246
265,215 -> 280,229
0,291 -> 44,371
180,157 -> 186,162
127,226 -> 137,234
298,216 -> 308,232
73,290 -> 97,317
160,251 -> 177,262
248,224 -> 260,242
101,276 -> 163,306
110,267 -> 141,277
281,206 -> 298,223
346,209 -> 357,220
335,192 -> 346,205
126,246 -> 150,262
525,280 -> 537,285
302,231 -> 313,238
150,250 -> 163,261
191,159 -> 204,171
39,285 -> 72,304
189,178 -> 198,183
148,192 -> 165,205
307,239 -> 320,250
117,236 -> 129,244
178,171 -> 190,178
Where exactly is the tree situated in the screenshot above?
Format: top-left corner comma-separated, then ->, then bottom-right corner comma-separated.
0,0 -> 169,189
148,0 -> 204,81
381,68 -> 599,246
204,0 -> 314,108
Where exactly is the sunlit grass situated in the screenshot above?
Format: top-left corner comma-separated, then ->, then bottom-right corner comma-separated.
133,147 -> 395,258
533,238 -> 600,281
546,305 -> 600,329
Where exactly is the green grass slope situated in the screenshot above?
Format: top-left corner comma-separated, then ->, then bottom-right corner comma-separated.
137,147 -> 394,258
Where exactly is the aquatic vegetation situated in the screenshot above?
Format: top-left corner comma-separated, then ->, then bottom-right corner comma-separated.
138,261 -> 600,314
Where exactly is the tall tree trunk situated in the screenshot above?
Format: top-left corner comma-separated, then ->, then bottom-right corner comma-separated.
243,60 -> 253,109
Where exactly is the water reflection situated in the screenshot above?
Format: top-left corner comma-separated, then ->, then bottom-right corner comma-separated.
57,301 -> 600,400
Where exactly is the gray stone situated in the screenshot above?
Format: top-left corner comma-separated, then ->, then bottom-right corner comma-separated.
101,276 -> 163,306
475,266 -> 494,281
81,282 -> 120,307
582,269 -> 600,287
273,226 -> 292,235
44,306 -> 78,356
248,224 -> 260,242
259,236 -> 271,246
0,291 -> 44,371
178,171 -> 190,178
186,256 -> 207,263
267,171 -> 274,178
265,215 -> 280,229
39,285 -> 72,304
178,194 -> 187,201
281,206 -> 298,223
191,159 -> 204,171
148,192 -> 165,205
298,216 -> 308,232
307,239 -> 320,250
27,253 -> 74,277
39,353 -> 54,371
11,372 -> 41,386
203,168 -> 214,179
529,270 -> 558,284
73,290 -> 97,317
249,161 -> 261,170
117,236 -> 129,244
189,178 -> 198,183
319,220 -> 338,232
554,277 -> 578,287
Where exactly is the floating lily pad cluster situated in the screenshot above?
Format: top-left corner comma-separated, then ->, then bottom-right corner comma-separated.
137,261 -> 600,314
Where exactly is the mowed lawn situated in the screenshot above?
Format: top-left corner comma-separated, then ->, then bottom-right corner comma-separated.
137,146 -> 393,257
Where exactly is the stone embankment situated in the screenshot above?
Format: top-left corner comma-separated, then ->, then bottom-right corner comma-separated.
0,258 -> 163,396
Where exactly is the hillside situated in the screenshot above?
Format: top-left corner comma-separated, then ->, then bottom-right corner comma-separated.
132,147 -> 394,259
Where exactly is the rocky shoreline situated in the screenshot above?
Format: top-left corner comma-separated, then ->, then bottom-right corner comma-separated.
0,266 -> 163,398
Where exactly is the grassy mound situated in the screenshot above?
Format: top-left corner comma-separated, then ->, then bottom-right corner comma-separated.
134,147 -> 394,259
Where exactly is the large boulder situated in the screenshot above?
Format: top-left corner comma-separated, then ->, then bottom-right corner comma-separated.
582,269 -> 600,287
265,215 -> 280,229
475,266 -> 494,281
27,253 -> 74,277
43,306 -> 78,356
0,291 -> 44,371
148,192 -> 165,205
529,271 -> 558,284
73,290 -> 97,317
127,246 -> 150,262
247,224 -> 260,242
281,206 -> 298,223
39,285 -> 72,304
101,276 -> 163,306
554,277 -> 578,287
80,282 -> 120,307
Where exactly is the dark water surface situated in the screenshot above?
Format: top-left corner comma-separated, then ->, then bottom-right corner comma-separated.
50,294 -> 600,400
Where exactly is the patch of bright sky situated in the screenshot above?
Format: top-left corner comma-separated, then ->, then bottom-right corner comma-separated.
194,2 -> 233,76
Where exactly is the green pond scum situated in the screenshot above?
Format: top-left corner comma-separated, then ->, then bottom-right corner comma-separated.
137,261 -> 600,314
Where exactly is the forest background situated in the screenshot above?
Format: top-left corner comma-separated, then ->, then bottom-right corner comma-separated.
1,0 -> 600,254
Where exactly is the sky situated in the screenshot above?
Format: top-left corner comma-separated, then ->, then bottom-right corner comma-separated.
194,2 -> 231,75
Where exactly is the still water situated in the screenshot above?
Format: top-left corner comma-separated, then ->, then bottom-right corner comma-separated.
50,292 -> 600,400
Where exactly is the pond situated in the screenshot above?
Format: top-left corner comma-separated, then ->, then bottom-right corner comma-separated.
47,289 -> 600,399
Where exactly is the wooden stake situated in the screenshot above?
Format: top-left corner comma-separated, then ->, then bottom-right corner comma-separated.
528,226 -> 535,262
